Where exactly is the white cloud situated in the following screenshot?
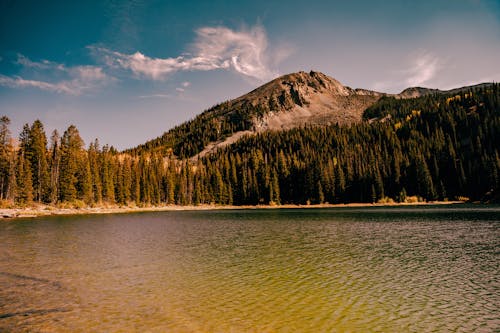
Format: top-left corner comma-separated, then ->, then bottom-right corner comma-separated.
94,48 -> 216,80
137,93 -> 172,99
405,51 -> 440,87
0,55 -> 111,95
16,54 -> 65,71
175,81 -> 191,93
369,51 -> 442,92
92,24 -> 286,81
0,74 -> 75,94
193,25 -> 275,80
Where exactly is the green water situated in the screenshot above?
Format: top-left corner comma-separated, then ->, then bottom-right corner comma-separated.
0,205 -> 498,332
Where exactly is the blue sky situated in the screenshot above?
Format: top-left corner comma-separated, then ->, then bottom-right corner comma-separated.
1,0 -> 499,150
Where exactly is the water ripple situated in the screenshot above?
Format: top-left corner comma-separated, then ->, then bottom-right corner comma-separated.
0,206 -> 498,332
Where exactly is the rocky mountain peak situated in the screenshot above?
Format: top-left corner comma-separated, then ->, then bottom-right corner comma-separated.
230,71 -> 383,130
398,87 -> 441,99
239,71 -> 351,109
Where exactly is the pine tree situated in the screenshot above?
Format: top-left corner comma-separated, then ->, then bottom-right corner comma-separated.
19,124 -> 30,152
317,180 -> 324,204
88,139 -> 103,203
6,148 -> 17,201
165,163 -> 176,204
16,152 -> 33,204
48,130 -> 60,203
415,154 -> 436,201
131,159 -> 141,205
0,116 -> 12,200
121,157 -> 132,204
335,164 -> 345,203
77,152 -> 93,204
27,120 -> 50,203
101,145 -> 115,203
270,169 -> 281,205
58,125 -> 84,203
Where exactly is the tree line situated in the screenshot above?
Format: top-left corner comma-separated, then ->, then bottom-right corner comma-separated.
0,84 -> 499,207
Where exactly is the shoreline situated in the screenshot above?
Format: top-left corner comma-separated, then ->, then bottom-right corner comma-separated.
0,201 -> 468,219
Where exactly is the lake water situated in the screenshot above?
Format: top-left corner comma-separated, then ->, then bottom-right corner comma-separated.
0,205 -> 498,332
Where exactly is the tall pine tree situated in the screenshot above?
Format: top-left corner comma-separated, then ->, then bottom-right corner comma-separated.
58,125 -> 84,203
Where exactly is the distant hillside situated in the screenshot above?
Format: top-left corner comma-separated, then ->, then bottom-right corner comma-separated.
397,82 -> 494,99
201,83 -> 500,204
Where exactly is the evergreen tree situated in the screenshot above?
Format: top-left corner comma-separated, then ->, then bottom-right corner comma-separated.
6,148 -> 17,201
414,154 -> 436,200
27,120 -> 50,202
101,145 -> 115,203
48,130 -> 60,203
88,139 -> 103,203
270,169 -> 281,205
16,151 -> 33,204
77,152 -> 93,204
0,116 -> 12,200
58,125 -> 84,202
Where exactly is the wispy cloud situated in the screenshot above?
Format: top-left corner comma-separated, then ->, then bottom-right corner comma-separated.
405,51 -> 440,87
0,55 -> 111,95
0,74 -> 75,94
137,93 -> 173,99
16,54 -> 64,71
175,81 -> 191,93
370,50 -> 442,92
92,24 -> 287,81
193,25 -> 276,80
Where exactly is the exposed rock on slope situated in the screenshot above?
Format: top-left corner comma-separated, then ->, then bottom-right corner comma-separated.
398,87 -> 441,99
232,71 -> 384,130
128,70 -> 386,157
128,70 -> 493,158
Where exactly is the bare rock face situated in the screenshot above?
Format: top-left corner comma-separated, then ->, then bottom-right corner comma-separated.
397,87 -> 441,99
229,71 -> 385,131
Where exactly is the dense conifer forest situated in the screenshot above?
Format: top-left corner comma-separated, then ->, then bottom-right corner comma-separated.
1,84 -> 499,207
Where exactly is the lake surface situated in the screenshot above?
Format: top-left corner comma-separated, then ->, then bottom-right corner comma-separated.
0,205 -> 498,332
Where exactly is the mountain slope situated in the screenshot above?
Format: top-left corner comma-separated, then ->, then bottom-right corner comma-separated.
128,71 -> 385,158
397,82 -> 494,99
200,83 -> 500,204
127,71 -> 495,159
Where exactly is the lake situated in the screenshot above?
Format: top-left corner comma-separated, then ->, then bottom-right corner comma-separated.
0,205 -> 498,332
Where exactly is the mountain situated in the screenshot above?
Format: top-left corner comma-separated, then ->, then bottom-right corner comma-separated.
4,74 -> 498,207
397,87 -> 441,99
231,71 -> 384,130
397,82 -> 494,99
127,71 -> 494,159
128,71 -> 385,158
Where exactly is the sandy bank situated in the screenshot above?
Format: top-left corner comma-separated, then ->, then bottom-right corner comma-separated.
0,201 -> 466,220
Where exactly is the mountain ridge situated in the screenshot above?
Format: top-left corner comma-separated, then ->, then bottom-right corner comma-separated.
127,71 -> 494,158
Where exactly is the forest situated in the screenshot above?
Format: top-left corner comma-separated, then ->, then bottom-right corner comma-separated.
0,83 -> 499,207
